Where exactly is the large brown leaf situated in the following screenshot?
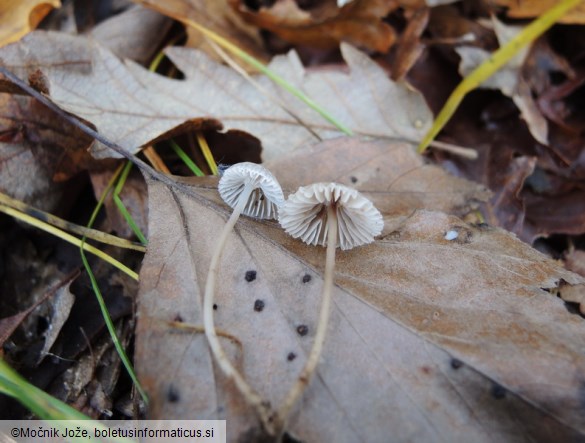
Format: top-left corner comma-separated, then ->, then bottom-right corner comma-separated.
0,33 -> 432,161
0,0 -> 60,47
136,140 -> 585,442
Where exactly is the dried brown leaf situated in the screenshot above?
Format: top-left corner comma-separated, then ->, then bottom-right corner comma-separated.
0,0 -> 60,47
38,283 -> 75,362
495,0 -> 585,24
136,152 -> 585,441
0,33 -> 432,161
455,18 -> 548,145
230,0 -> 397,53
134,0 -> 269,65
0,92 -> 95,210
566,249 -> 585,277
391,7 -> 428,81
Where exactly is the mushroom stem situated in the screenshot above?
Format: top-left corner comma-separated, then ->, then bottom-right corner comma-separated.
279,204 -> 338,424
204,182 -> 275,433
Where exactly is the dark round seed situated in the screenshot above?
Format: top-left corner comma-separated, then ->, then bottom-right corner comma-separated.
254,299 -> 265,312
245,270 -> 257,282
296,325 -> 309,336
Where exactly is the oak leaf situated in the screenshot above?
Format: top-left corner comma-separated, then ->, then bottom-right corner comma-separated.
0,33 -> 431,161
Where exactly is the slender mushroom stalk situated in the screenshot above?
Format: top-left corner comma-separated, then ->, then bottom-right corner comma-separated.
204,162 -> 284,432
277,183 -> 383,426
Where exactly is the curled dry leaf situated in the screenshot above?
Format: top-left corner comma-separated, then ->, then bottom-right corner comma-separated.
230,0 -> 397,52
134,0 -> 270,65
39,282 -> 75,363
494,0 -> 585,24
136,175 -> 585,442
455,17 -> 548,145
0,34 -> 432,161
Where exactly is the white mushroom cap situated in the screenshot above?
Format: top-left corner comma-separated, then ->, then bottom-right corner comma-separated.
279,183 -> 383,250
218,162 -> 284,220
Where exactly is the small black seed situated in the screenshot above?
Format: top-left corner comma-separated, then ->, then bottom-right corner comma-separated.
213,304 -> 218,311
173,314 -> 184,323
450,358 -> 463,370
491,383 -> 506,400
167,385 -> 180,403
296,325 -> 309,336
245,270 -> 257,282
302,274 -> 311,283
287,352 -> 297,362
254,299 -> 265,312
350,176 -> 358,183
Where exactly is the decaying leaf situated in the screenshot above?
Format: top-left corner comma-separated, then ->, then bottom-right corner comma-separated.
38,281 -> 75,362
136,141 -> 585,441
0,272 -> 77,349
0,0 -> 60,47
0,33 -> 432,161
456,17 -> 548,145
391,6 -> 428,81
0,92 -> 95,210
90,5 -> 172,65
134,0 -> 270,65
495,0 -> 585,24
230,0 -> 397,53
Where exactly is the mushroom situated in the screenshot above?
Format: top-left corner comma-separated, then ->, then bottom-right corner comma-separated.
204,162 -> 284,431
277,182 -> 383,421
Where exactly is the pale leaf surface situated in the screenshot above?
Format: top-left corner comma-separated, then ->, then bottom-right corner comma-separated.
136,144 -> 585,442
0,32 -> 431,160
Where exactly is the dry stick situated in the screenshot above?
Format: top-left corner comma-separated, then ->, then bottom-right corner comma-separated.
203,181 -> 276,434
278,204 -> 338,428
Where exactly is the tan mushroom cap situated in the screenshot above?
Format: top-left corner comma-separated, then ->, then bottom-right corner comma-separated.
279,183 -> 383,250
219,162 -> 284,220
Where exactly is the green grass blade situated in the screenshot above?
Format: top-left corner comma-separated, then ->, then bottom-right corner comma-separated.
0,204 -> 138,280
113,161 -> 148,245
417,0 -> 583,153
0,359 -> 90,420
170,140 -> 205,176
82,165 -> 148,405
180,17 -> 353,135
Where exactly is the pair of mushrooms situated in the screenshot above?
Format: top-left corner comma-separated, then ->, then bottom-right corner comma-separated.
204,162 -> 383,434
